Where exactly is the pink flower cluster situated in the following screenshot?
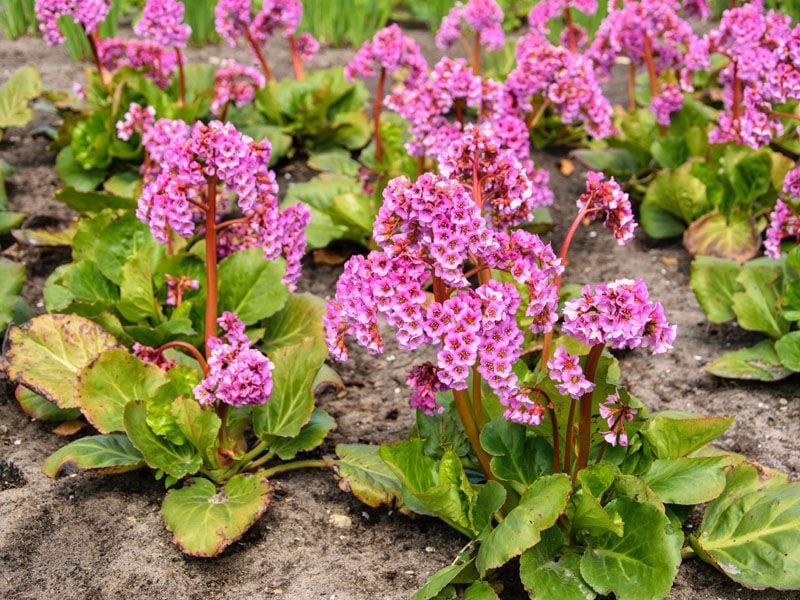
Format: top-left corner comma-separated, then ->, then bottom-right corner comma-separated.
548,346 -> 594,400
599,392 -> 638,446
344,24 -> 427,84
134,0 -> 190,48
436,0 -> 505,52
211,59 -> 267,116
764,168 -> 800,258
116,103 -> 156,141
588,0 -> 706,124
116,102 -> 191,179
137,120 -> 308,289
506,31 -> 614,138
577,171 -> 636,244
194,312 -> 275,407
35,0 -> 110,45
562,278 -> 676,354
97,38 -> 177,88
704,2 -> 800,148
133,342 -> 176,371
438,121 -> 554,228
527,0 -> 598,50
407,362 -> 447,415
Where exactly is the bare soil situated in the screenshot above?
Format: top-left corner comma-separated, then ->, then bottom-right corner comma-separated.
1,28 -> 798,600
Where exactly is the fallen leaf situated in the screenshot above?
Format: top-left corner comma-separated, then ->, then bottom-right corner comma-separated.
559,159 -> 575,176
52,420 -> 85,436
313,248 -> 347,265
661,256 -> 678,266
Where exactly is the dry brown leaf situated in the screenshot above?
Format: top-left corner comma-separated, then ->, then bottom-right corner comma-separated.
660,256 -> 679,266
313,248 -> 348,266
559,159 -> 575,176
52,420 -> 85,436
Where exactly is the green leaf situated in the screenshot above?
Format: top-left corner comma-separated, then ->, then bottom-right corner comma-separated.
571,149 -> 643,179
161,473 -> 272,557
332,443 -> 404,508
410,553 -> 477,600
74,348 -> 170,434
60,260 -> 118,303
267,408 -> 335,460
520,529 -> 595,600
476,474 -> 571,576
732,259 -> 789,338
689,256 -> 742,323
307,150 -> 360,176
103,171 -> 141,199
15,386 -> 82,422
218,250 -> 288,325
253,337 -> 326,438
612,475 -> 665,512
143,364 -> 201,445
118,246 -> 164,323
170,395 -> 222,461
706,340 -> 792,381
94,211 -> 159,285
463,581 -> 499,600
683,212 -> 760,262
0,257 -> 25,330
580,498 -> 682,600
774,331 -> 800,372
55,147 -> 105,192
693,463 -> 800,590
123,401 -> 202,479
0,65 -> 41,130
641,170 -> 709,239
479,417 -> 550,487
643,412 -> 734,459
55,186 -> 137,212
42,434 -> 144,478
569,490 -> 625,538
260,293 -> 326,353
3,314 -> 118,408
643,457 -> 731,504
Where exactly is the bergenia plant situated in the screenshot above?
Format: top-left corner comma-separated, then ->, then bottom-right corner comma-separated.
435,0 -> 505,75
324,131 -> 800,596
215,0 -> 319,82
3,121 -> 336,557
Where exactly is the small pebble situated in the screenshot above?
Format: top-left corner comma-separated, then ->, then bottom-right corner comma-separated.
424,546 -> 435,553
328,514 -> 352,529
386,354 -> 396,362
779,398 -> 788,405
404,570 -> 415,575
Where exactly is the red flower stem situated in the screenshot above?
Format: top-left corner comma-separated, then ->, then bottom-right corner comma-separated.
204,176 -> 219,360
373,67 -> 386,163
628,62 -> 636,111
416,155 -> 425,176
563,8 -> 577,53
471,30 -> 481,75
215,217 -> 249,232
770,110 -> 800,122
175,46 -> 186,106
642,35 -> 665,135
527,98 -> 551,131
220,101 -> 230,122
245,29 -> 275,82
548,402 -> 561,473
472,366 -> 484,429
563,399 -> 577,474
455,98 -> 465,127
574,344 -> 604,474
157,341 -> 209,376
732,61 -> 741,121
87,29 -> 109,89
539,201 -> 593,369
289,34 -> 304,79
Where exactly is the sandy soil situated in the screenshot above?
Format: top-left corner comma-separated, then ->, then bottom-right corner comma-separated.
1,26 -> 798,600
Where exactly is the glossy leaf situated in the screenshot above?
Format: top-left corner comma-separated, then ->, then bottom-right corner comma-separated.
689,256 -> 741,323
0,65 -> 41,130
774,331 -> 800,372
118,245 -> 163,323
161,473 -> 272,557
642,457 -> 731,504
0,257 -> 25,331
42,433 -> 144,477
641,170 -> 709,239
643,412 -> 734,459
479,417 -> 550,487
580,498 -> 682,600
267,408 -> 335,460
731,259 -> 789,339
332,443 -> 404,508
253,337 -> 326,439
3,314 -> 118,408
706,340 -> 792,381
569,490 -> 624,538
218,250 -> 287,325
520,529 -> 595,600
684,212 -> 760,262
260,292 -> 327,354
463,581 -> 499,600
170,395 -> 221,462
476,474 -> 571,576
693,464 -> 800,590
75,348 -> 170,433
15,386 -> 82,422
123,401 -> 202,479
55,147 -> 105,192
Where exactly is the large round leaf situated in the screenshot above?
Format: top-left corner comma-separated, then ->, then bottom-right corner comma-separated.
42,434 -> 144,478
3,314 -> 119,408
161,473 -> 272,557
683,212 -> 760,262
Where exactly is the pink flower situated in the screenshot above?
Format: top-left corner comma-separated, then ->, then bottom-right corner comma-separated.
211,59 -> 266,116
764,171 -> 800,258
134,0 -> 191,48
651,82 -> 684,126
436,0 -> 505,52
294,32 -> 319,61
214,0 -> 252,47
116,102 -> 156,141
35,0 -> 110,45
250,0 -> 303,43
97,38 -> 178,88
503,391 -> 545,425
133,343 -> 176,371
345,24 -> 427,84
578,171 -> 637,245
407,362 -> 446,415
194,312 -> 275,407
548,346 -> 594,399
599,392 -> 638,447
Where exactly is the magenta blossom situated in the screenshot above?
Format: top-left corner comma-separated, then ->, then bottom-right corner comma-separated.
562,279 -> 676,353
578,171 -> 636,244
599,392 -> 638,447
344,24 -> 427,85
436,0 -> 505,52
35,0 -> 110,45
547,346 -> 594,399
764,169 -> 800,258
194,312 -> 275,407
503,391 -> 545,426
211,59 -> 267,116
214,0 -> 252,47
97,38 -> 177,88
134,0 -> 191,48
407,362 -> 447,415
133,343 -> 176,371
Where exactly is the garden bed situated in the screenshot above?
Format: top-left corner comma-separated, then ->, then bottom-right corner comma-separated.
0,29 -> 798,600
